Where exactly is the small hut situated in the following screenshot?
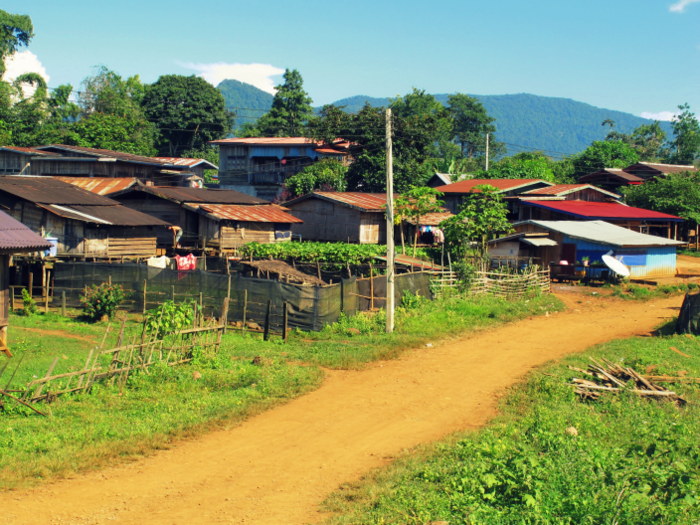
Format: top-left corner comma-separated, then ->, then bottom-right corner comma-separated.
0,211 -> 50,356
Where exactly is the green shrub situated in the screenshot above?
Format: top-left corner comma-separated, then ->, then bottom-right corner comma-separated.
20,288 -> 37,316
80,282 -> 125,322
144,300 -> 199,339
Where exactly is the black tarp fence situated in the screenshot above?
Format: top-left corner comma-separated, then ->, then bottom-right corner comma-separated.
52,262 -> 434,333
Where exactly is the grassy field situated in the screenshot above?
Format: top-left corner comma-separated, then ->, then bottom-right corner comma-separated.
321,327 -> 700,524
0,291 -> 562,490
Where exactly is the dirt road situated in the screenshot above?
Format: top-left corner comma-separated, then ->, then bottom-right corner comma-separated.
3,290 -> 682,525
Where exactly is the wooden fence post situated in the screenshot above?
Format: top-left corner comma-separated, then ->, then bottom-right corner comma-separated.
282,302 -> 289,341
171,285 -> 175,301
263,299 -> 271,341
142,280 -> 148,314
28,272 -> 33,301
9,286 -> 14,311
61,291 -> 66,316
221,297 -> 230,334
242,289 -> 248,333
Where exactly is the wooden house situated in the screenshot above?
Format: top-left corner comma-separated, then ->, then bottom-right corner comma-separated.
113,185 -> 300,253
284,192 -> 389,244
0,145 -> 202,186
0,176 -> 169,259
283,192 -> 452,245
0,210 -> 51,357
490,220 -> 684,279
515,200 -> 683,239
210,137 -> 351,200
434,179 -> 554,214
577,163 -> 698,193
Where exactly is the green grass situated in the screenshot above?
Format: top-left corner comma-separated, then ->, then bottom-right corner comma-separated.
0,291 -> 563,490
612,282 -> 699,301
321,334 -> 700,524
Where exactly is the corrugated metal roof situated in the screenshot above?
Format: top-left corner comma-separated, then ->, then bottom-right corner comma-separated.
0,146 -> 52,156
405,211 -> 453,226
0,210 -> 51,252
0,176 -> 121,205
138,185 -> 268,205
579,169 -> 644,183
192,204 -> 303,223
523,200 -> 683,221
34,145 -> 181,167
54,177 -> 139,195
152,157 -> 219,170
523,184 -> 619,198
435,179 -> 552,193
285,192 -> 388,212
626,162 -> 698,175
39,204 -> 170,227
521,237 -> 558,247
210,137 -> 316,146
521,220 -> 684,247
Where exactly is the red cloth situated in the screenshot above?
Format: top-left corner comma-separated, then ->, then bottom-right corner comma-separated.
174,253 -> 197,271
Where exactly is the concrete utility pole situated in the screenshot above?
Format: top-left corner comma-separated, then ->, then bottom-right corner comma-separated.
485,132 -> 490,171
385,108 -> 395,333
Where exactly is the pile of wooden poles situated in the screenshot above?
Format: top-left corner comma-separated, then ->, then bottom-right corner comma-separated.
569,357 -> 687,406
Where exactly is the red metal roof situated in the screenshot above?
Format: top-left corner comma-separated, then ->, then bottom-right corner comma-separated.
54,177 -> 139,195
192,204 -> 303,223
523,200 -> 683,221
0,210 -> 51,252
435,179 -> 551,193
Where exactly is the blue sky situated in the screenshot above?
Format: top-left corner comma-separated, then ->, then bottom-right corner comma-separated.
3,0 -> 700,120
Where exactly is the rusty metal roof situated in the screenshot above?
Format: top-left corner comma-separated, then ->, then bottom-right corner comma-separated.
54,177 -> 139,196
0,176 -> 120,205
405,211 -> 453,226
578,169 -> 644,184
152,157 -> 219,170
210,137 -> 316,146
133,185 -> 268,205
0,146 -> 52,156
522,184 -> 620,199
39,204 -> 170,226
191,204 -> 303,223
284,192 -> 389,212
435,179 -> 553,194
34,145 -> 184,168
626,162 -> 698,175
0,210 -> 51,252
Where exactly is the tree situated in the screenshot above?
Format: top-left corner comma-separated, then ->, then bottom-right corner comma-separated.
604,121 -> 667,161
142,75 -> 233,156
666,103 -> 700,165
254,69 -> 313,137
474,151 -> 563,182
79,66 -> 146,118
0,9 -> 33,77
447,93 -> 504,160
440,185 -> 512,269
393,186 -> 444,256
284,158 -> 348,197
71,113 -> 157,155
571,140 -> 639,179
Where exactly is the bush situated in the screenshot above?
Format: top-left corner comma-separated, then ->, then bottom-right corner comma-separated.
143,300 -> 198,339
80,282 -> 125,322
20,288 -> 37,316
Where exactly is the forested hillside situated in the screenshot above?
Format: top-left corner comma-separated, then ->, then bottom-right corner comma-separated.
219,81 -> 671,157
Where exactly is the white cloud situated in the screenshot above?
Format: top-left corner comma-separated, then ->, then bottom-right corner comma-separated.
180,62 -> 284,93
2,50 -> 50,98
669,0 -> 700,12
640,110 -> 677,121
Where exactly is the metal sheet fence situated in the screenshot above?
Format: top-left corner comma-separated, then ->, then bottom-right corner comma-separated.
52,262 -> 435,332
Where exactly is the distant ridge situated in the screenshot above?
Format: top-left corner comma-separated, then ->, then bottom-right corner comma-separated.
217,81 -> 671,156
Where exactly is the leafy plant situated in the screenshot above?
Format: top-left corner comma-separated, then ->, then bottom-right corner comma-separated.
143,300 -> 199,339
20,288 -> 37,316
79,282 -> 125,322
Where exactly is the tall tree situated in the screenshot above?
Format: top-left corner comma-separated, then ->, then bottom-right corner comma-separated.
474,151 -> 562,182
393,186 -> 444,256
447,93 -> 503,160
79,66 -> 146,118
254,69 -> 313,137
142,74 -> 233,156
666,103 -> 700,165
571,140 -> 639,179
284,158 -> 348,197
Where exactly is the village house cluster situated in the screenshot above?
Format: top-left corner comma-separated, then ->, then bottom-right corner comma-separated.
0,139 -> 695,282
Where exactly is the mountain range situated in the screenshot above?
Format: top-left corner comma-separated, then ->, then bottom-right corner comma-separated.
217,79 -> 672,158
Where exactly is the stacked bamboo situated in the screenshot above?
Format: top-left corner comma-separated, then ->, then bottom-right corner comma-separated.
570,357 -> 687,406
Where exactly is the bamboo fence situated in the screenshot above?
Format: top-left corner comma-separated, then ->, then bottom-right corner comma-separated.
470,267 -> 551,298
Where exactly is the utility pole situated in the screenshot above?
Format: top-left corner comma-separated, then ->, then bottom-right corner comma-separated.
485,132 -> 490,171
385,108 -> 395,333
